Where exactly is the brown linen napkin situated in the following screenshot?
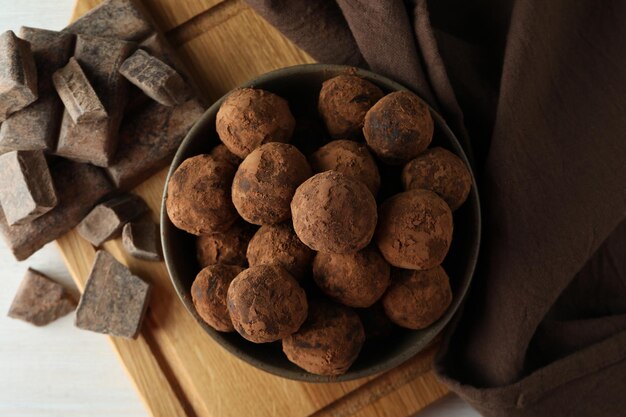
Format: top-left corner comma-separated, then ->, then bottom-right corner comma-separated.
246,0 -> 626,415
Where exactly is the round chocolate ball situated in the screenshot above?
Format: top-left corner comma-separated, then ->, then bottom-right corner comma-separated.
210,143 -> 242,168
227,265 -> 307,343
382,266 -> 452,329
283,300 -> 365,376
232,142 -> 311,225
376,189 -> 453,270
291,171 -> 377,254
191,264 -> 244,332
196,221 -> 256,267
216,88 -> 295,158
312,246 -> 390,308
166,154 -> 237,235
246,223 -> 313,280
402,147 -> 472,211
363,91 -> 434,165
309,139 -> 381,195
318,75 -> 384,139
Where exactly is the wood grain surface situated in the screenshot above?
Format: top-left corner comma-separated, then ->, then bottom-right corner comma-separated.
58,1 -> 450,416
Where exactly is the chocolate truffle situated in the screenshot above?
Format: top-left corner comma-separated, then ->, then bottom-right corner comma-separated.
291,171 -> 377,254
191,264 -> 244,332
196,221 -> 255,267
246,223 -> 313,280
313,246 -> 390,308
227,265 -> 307,343
210,143 -> 242,167
232,142 -> 311,225
216,88 -> 295,158
382,266 -> 452,329
166,154 -> 238,235
283,300 -> 365,376
309,139 -> 380,195
363,91 -> 434,165
402,147 -> 472,211
318,75 -> 383,139
376,189 -> 453,270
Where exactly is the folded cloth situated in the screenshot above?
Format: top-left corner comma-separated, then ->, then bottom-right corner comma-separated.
245,0 -> 626,415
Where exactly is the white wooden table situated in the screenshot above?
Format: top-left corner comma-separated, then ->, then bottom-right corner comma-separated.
0,2 -> 478,416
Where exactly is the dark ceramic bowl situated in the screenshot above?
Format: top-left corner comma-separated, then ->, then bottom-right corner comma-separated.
161,64 -> 481,382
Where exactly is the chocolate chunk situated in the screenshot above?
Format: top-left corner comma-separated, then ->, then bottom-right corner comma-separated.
140,33 -> 186,75
119,49 -> 190,106
0,160 -> 114,261
64,0 -> 154,42
122,221 -> 162,261
53,57 -> 108,124
105,98 -> 205,189
75,250 -> 151,339
0,31 -> 37,122
0,150 -> 58,225
7,268 -> 76,326
0,28 -> 74,151
77,194 -> 148,246
55,35 -> 134,167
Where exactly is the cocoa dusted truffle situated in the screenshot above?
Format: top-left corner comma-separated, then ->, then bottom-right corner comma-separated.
210,143 -> 242,168
232,142 -> 311,225
318,75 -> 383,139
166,154 -> 238,235
196,221 -> 256,267
312,246 -> 390,308
376,189 -> 452,270
246,223 -> 313,280
216,88 -> 295,158
283,300 -> 365,376
191,264 -> 244,332
402,147 -> 472,211
309,139 -> 380,195
363,91 -> 434,165
382,266 -> 452,329
227,265 -> 307,343
291,171 -> 377,254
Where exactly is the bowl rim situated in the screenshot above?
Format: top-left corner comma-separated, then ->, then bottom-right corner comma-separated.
160,63 -> 482,382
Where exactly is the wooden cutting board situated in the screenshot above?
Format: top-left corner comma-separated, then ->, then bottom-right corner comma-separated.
58,1 -> 449,416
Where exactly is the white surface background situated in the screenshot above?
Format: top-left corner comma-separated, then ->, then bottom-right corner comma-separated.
0,2 -> 479,416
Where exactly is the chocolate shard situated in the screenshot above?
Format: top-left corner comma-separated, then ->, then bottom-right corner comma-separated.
64,0 -> 154,42
0,28 -> 74,152
55,35 -> 134,167
53,57 -> 108,124
119,49 -> 191,106
139,33 -> 205,105
105,98 -> 205,190
75,250 -> 151,339
0,160 -> 114,261
122,221 -> 162,261
8,268 -> 76,326
0,150 -> 58,226
77,194 -> 148,246
0,31 -> 37,122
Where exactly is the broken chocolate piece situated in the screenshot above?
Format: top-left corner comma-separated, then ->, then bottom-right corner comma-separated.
0,150 -> 58,225
119,49 -> 190,106
7,268 -> 76,326
106,98 -> 205,189
55,35 -> 134,167
0,160 -> 114,261
0,31 -> 37,122
53,57 -> 108,124
0,28 -> 74,152
64,0 -> 154,42
122,221 -> 162,261
75,250 -> 151,339
77,194 -> 148,246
